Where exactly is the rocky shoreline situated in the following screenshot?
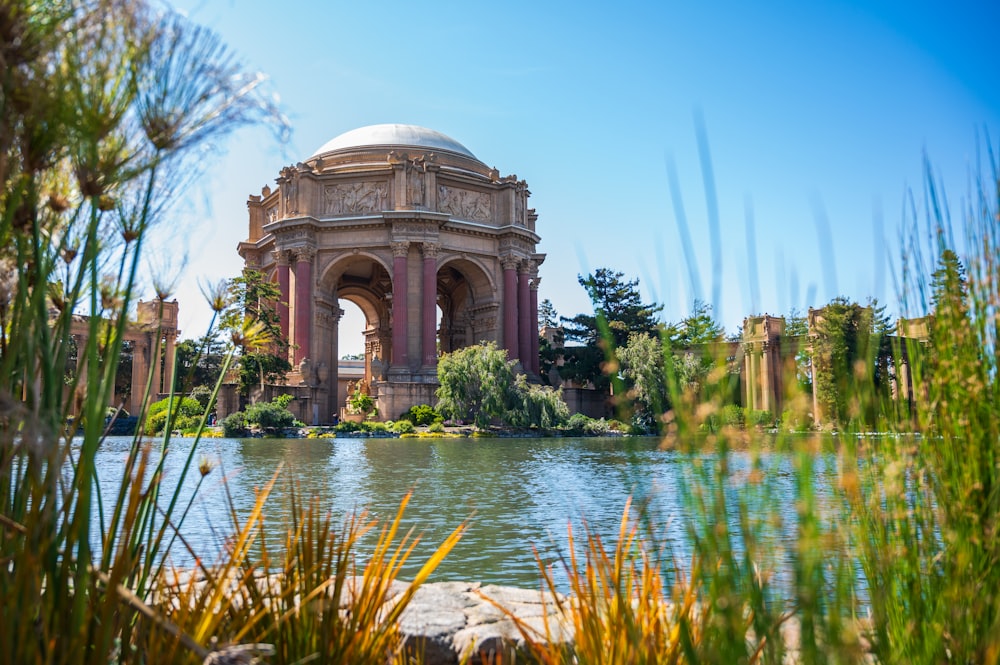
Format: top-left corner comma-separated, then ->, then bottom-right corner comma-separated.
394,581 -> 568,665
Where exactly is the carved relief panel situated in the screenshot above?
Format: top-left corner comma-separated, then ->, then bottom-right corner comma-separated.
323,181 -> 389,216
437,185 -> 492,222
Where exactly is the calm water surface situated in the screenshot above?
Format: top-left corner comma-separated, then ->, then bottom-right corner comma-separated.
89,435 -> 836,589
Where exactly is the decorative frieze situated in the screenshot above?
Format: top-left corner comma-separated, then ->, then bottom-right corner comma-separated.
438,185 -> 491,222
324,181 -> 388,216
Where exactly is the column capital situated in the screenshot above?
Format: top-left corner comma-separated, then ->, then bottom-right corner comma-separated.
530,276 -> 541,291
391,241 -> 410,258
421,242 -> 440,259
294,246 -> 316,263
274,248 -> 292,266
500,254 -> 521,271
518,258 -> 533,274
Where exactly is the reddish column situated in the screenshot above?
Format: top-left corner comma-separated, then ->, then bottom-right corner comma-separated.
529,276 -> 540,375
391,242 -> 409,368
421,243 -> 439,368
293,248 -> 314,364
502,255 -> 520,360
518,264 -> 531,369
276,250 -> 290,342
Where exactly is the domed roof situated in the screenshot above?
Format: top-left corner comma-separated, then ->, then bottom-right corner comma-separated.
311,124 -> 479,160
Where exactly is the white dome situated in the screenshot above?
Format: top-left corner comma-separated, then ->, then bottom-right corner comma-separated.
311,124 -> 478,160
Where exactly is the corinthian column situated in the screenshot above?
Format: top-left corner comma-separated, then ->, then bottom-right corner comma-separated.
275,249 -> 291,344
517,260 -> 531,369
421,243 -> 439,369
391,241 -> 410,369
529,275 -> 541,375
293,247 -> 315,364
501,254 -> 520,361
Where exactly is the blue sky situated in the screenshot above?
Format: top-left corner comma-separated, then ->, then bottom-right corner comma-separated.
160,0 -> 999,353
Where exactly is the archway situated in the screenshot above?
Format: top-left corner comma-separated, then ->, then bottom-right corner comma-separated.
436,256 -> 495,354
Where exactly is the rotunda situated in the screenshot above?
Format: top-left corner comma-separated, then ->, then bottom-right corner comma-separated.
238,124 -> 543,423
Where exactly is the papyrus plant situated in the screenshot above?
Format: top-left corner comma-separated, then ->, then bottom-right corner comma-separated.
0,2 -> 285,662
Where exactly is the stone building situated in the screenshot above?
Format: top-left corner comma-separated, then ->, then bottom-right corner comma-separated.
238,124 -> 543,423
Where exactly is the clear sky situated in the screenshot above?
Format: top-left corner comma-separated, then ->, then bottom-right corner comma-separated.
158,0 -> 999,354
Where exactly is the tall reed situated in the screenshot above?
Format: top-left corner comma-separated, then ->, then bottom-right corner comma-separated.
510,142 -> 999,664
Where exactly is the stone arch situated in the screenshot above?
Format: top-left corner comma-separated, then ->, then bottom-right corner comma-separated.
314,252 -> 394,416
436,255 -> 498,353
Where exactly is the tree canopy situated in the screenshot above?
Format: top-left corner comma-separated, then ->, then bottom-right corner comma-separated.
559,268 -> 664,390
221,270 -> 291,399
436,342 -> 567,429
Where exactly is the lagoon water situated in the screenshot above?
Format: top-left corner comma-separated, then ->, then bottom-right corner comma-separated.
90,435 -> 835,590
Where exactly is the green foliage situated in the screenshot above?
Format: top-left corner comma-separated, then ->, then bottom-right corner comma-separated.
436,341 -> 521,429
222,270 -> 292,398
811,296 -> 894,427
144,396 -> 204,435
560,268 -> 664,390
538,298 -> 559,328
189,385 -> 213,410
272,393 -> 294,410
243,401 -> 296,430
427,421 -> 445,434
221,411 -> 246,437
618,331 -> 671,428
391,420 -> 415,434
400,403 -> 443,426
174,332 -> 226,391
221,395 -> 297,435
665,299 -> 725,347
511,378 -> 570,429
436,342 -> 570,429
564,413 -> 620,436
347,389 -> 376,418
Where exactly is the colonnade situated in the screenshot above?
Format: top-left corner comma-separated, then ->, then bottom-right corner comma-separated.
275,243 -> 541,377
67,299 -> 179,415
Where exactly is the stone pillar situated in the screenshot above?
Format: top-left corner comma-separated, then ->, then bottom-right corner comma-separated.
150,334 -> 162,398
293,247 -> 315,365
501,255 -> 520,361
517,261 -> 532,369
529,276 -> 541,375
743,349 -> 752,408
760,341 -> 771,412
163,332 -> 177,395
129,339 -> 149,415
391,241 -> 410,369
275,249 -> 290,344
421,243 -> 439,369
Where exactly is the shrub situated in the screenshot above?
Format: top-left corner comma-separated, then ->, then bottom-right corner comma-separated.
244,401 -> 296,429
144,396 -> 204,435
360,421 -> 389,434
335,420 -> 362,433
427,421 -> 445,434
392,420 -> 415,434
720,404 -> 744,427
745,409 -> 774,429
221,411 -> 247,437
401,403 -> 443,426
